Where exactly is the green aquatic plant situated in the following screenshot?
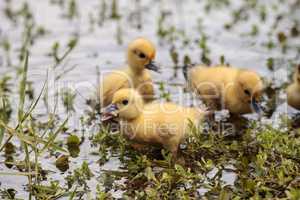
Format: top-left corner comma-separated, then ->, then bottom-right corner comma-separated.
65,161 -> 94,198
4,142 -> 15,155
0,188 -> 18,200
91,125 -> 127,165
199,34 -> 211,65
50,37 -> 78,66
91,117 -> 300,199
56,155 -> 69,172
0,38 -> 12,66
110,0 -> 120,19
290,21 -> 299,37
68,0 -> 77,17
98,0 -> 107,26
157,11 -> 171,40
61,88 -> 76,112
32,181 -> 66,200
266,57 -> 274,71
96,188 -> 112,200
67,134 -> 81,157
0,75 -> 12,145
67,134 -> 80,147
116,21 -> 123,45
204,0 -> 230,12
158,82 -> 171,102
169,46 -> 179,67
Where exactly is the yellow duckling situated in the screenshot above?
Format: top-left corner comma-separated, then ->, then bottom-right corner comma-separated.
186,65 -> 263,115
287,65 -> 300,110
99,38 -> 159,108
102,88 -> 205,157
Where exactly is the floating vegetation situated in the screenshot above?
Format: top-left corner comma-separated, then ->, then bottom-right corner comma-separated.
55,155 -> 69,172
61,88 -> 76,112
0,0 -> 299,199
66,134 -> 80,157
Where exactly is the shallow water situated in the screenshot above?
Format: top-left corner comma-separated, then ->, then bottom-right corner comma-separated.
0,0 -> 299,199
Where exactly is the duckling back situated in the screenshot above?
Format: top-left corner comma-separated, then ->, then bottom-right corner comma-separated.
188,65 -> 239,90
187,65 -> 239,110
143,103 -> 203,127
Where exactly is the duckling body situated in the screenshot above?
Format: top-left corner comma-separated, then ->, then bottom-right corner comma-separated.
103,89 -> 204,157
287,65 -> 300,110
187,65 -> 263,115
99,38 -> 159,108
120,103 -> 201,155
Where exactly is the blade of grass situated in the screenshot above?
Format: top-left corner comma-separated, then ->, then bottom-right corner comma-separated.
39,117 -> 68,154
18,50 -> 29,122
0,78 -> 47,151
68,186 -> 78,200
0,120 -> 67,153
0,98 -> 7,146
0,128 -> 3,147
0,172 -> 37,176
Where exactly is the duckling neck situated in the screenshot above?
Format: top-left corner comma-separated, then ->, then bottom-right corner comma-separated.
129,65 -> 144,75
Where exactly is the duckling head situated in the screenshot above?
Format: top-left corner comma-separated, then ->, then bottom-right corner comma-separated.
236,70 -> 264,113
127,38 -> 159,73
101,89 -> 144,121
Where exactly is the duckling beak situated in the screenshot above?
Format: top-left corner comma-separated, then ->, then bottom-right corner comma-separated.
251,99 -> 263,114
101,104 -> 118,121
145,61 -> 160,72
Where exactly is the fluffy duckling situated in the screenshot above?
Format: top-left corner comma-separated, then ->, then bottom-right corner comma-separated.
99,38 -> 159,108
186,65 -> 263,115
102,88 -> 205,157
287,65 -> 300,110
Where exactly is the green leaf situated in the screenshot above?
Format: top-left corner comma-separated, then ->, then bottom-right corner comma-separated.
18,50 -> 29,122
39,117 -> 68,154
145,167 -> 158,183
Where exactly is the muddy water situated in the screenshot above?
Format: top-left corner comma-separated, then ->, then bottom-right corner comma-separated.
0,0 -> 299,198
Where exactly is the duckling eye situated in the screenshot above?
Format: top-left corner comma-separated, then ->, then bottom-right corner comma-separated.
139,52 -> 146,59
122,99 -> 129,105
244,89 -> 251,96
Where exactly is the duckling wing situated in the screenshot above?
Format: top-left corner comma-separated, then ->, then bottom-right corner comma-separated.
157,123 -> 176,138
148,104 -> 194,138
142,104 -> 175,139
